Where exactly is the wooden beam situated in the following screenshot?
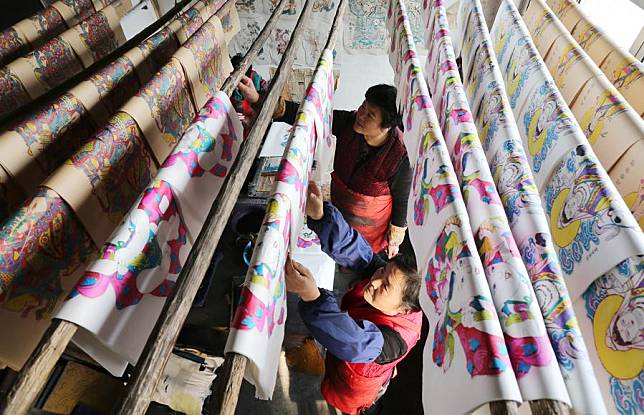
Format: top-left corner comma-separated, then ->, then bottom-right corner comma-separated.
489,400 -> 519,415
0,320 -> 77,415
208,0 -> 348,413
112,0 -> 313,413
529,399 -> 570,415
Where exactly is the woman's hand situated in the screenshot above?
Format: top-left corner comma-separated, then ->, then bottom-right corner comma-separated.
306,182 -> 324,220
387,224 -> 407,258
238,75 -> 260,104
285,256 -> 320,302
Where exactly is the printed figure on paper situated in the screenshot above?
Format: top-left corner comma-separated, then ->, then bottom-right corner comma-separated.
426,216 -> 513,376
412,137 -> 460,226
138,61 -> 195,147
0,67 -> 31,116
0,189 -> 95,319
491,140 -> 541,226
68,179 -> 184,309
32,37 -> 83,90
608,59 -> 642,91
521,82 -> 575,174
476,218 -> 553,376
503,38 -> 541,109
70,113 -> 156,223
88,56 -> 138,113
473,84 -> 507,152
523,231 -> 582,370
185,21 -> 226,97
583,256 -> 643,415
77,11 -> 118,62
544,145 -> 637,276
344,0 -> 388,53
578,89 -> 628,146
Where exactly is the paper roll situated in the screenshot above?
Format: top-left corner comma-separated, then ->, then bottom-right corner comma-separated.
599,49 -> 644,117
608,140 -> 644,230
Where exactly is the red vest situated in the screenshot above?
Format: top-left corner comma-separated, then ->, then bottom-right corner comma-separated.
332,112 -> 407,197
321,279 -> 423,414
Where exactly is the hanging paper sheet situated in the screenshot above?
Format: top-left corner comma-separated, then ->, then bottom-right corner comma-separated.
45,112 -> 158,246
457,1 -> 607,412
173,16 -> 233,109
608,141 -> 644,230
574,255 -> 644,415
55,93 -> 243,376
0,188 -> 97,369
121,58 -> 197,164
388,2 -> 523,413
543,144 -> 644,296
492,2 -> 586,188
0,93 -> 96,194
424,0 -> 570,404
225,49 -> 334,400
598,49 -> 644,117
215,0 -> 241,43
568,72 -> 643,172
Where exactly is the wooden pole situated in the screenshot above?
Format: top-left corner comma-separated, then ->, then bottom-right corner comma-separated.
208,1 -> 346,413
0,320 -> 77,415
529,399 -> 570,415
112,0 -> 311,413
489,400 -> 519,415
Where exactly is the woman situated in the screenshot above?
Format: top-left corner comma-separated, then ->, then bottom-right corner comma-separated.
237,82 -> 411,257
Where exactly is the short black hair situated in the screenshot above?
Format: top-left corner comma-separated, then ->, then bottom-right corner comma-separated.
364,84 -> 402,130
391,254 -> 421,312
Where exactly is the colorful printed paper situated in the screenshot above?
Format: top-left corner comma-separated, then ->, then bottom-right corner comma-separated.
225,49 -> 334,400
173,16 -> 233,108
56,93 -> 243,376
608,141 -> 644,230
121,58 -> 197,164
423,0 -> 570,404
45,112 -> 158,246
543,144 -> 644,296
598,49 -> 644,117
491,1 -> 585,188
388,1 -> 523,413
576,255 -> 644,415
458,1 -> 607,412
0,188 -> 97,369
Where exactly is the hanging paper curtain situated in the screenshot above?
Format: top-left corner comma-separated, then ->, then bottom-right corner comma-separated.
0,0 -> 227,225
422,0 -> 569,404
387,1 -> 524,413
55,92 -> 243,376
522,0 -> 644,229
225,49 -> 335,400
456,0 -> 606,412
492,2 -> 644,413
0,3 -> 131,120
547,0 -> 644,116
0,0 -> 134,67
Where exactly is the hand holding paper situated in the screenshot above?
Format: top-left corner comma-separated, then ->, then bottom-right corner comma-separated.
285,256 -> 321,302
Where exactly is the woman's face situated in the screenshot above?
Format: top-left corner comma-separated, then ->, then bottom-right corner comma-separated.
354,100 -> 390,138
363,263 -> 407,315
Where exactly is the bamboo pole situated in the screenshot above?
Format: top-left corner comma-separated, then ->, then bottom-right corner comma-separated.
112,0 -> 306,413
529,399 -> 570,415
208,0 -> 347,413
490,400 -> 519,415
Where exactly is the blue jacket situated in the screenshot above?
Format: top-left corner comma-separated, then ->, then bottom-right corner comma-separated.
300,202 -> 399,364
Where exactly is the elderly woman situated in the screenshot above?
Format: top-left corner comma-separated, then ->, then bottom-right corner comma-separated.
238,81 -> 411,257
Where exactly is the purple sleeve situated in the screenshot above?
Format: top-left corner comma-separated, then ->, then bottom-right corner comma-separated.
298,289 -> 383,363
307,202 -> 374,271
